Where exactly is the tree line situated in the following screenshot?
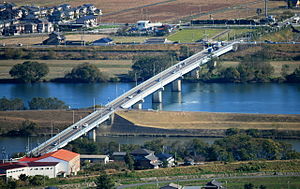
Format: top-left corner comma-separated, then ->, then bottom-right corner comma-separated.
65,132 -> 300,164
0,97 -> 68,111
8,61 -> 109,83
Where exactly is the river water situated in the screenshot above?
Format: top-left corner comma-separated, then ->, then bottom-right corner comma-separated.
0,82 -> 300,157
1,82 -> 300,114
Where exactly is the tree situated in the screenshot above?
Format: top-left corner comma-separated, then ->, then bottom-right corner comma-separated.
259,185 -> 267,189
28,97 -> 68,110
9,61 -> 49,83
221,67 -> 240,82
281,64 -> 290,78
124,153 -> 135,170
29,175 -> 46,186
95,173 -> 115,189
286,66 -> 300,82
237,56 -> 274,82
0,97 -> 24,111
244,183 -> 254,189
130,55 -> 174,81
65,63 -> 108,83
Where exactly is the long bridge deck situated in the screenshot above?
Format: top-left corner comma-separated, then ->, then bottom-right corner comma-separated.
29,41 -> 238,156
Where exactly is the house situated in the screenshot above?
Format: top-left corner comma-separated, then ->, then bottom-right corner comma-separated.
92,37 -> 114,46
80,155 -> 109,164
43,31 -> 65,45
19,149 -> 80,177
184,157 -> 195,166
160,183 -> 183,189
76,15 -> 97,28
0,162 -> 59,179
24,22 -> 37,33
36,19 -> 54,33
156,153 -> 175,167
136,20 -> 162,30
203,179 -> 225,189
131,149 -> 159,169
112,152 -> 127,161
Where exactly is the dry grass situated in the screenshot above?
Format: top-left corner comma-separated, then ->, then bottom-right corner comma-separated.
0,110 -> 92,133
0,34 -> 108,46
117,110 -> 300,130
0,59 -> 132,79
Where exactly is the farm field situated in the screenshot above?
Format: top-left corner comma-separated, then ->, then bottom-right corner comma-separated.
167,28 -> 254,43
0,34 -> 108,46
0,59 -> 133,79
167,29 -> 223,43
5,0 -> 283,23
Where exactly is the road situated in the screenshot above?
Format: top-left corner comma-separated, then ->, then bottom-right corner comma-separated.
116,174 -> 300,188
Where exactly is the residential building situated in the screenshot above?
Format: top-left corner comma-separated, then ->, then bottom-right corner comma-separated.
203,179 -> 225,189
19,149 -> 80,177
112,152 -> 127,162
92,37 -> 114,46
156,153 -> 175,167
0,162 -> 59,179
136,20 -> 162,30
80,155 -> 109,164
43,31 -> 65,45
24,22 -> 37,33
76,15 -> 97,28
131,149 -> 159,169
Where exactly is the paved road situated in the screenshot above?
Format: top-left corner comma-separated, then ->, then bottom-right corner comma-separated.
116,174 -> 300,188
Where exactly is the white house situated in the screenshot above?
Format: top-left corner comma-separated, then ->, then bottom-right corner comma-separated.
136,20 -> 162,30
0,162 -> 59,179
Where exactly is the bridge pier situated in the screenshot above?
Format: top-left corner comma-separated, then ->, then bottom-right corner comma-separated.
190,69 -> 200,79
87,129 -> 96,142
152,88 -> 163,103
132,100 -> 144,110
152,103 -> 163,110
172,79 -> 182,92
108,113 -> 114,125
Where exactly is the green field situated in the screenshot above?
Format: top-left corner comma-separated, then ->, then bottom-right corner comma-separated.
0,59 -> 132,80
167,29 -> 224,43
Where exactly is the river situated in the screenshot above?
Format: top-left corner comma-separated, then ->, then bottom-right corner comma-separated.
0,82 -> 300,157
1,82 -> 300,114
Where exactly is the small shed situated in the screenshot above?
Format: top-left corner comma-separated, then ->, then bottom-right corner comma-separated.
112,152 -> 126,161
203,179 -> 225,189
80,155 -> 109,164
160,183 -> 183,189
91,37 -> 114,46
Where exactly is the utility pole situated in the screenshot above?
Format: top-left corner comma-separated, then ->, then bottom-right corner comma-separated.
265,0 -> 268,18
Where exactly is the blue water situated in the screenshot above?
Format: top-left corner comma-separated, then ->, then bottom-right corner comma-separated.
0,82 -> 299,114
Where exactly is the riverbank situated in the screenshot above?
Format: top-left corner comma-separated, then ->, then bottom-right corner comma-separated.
101,110 -> 300,139
1,109 -> 299,138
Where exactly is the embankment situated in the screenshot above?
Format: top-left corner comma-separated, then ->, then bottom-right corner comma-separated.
100,110 -> 300,138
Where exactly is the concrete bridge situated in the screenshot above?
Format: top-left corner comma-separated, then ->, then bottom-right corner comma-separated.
29,41 -> 238,156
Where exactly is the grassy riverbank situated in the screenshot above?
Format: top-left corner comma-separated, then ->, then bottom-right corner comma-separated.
117,110 -> 300,131
0,109 -> 299,138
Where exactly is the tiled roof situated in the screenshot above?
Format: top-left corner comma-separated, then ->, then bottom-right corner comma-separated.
0,162 -> 58,171
48,149 -> 79,162
19,149 -> 79,162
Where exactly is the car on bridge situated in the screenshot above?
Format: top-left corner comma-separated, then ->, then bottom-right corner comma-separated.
82,123 -> 88,128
